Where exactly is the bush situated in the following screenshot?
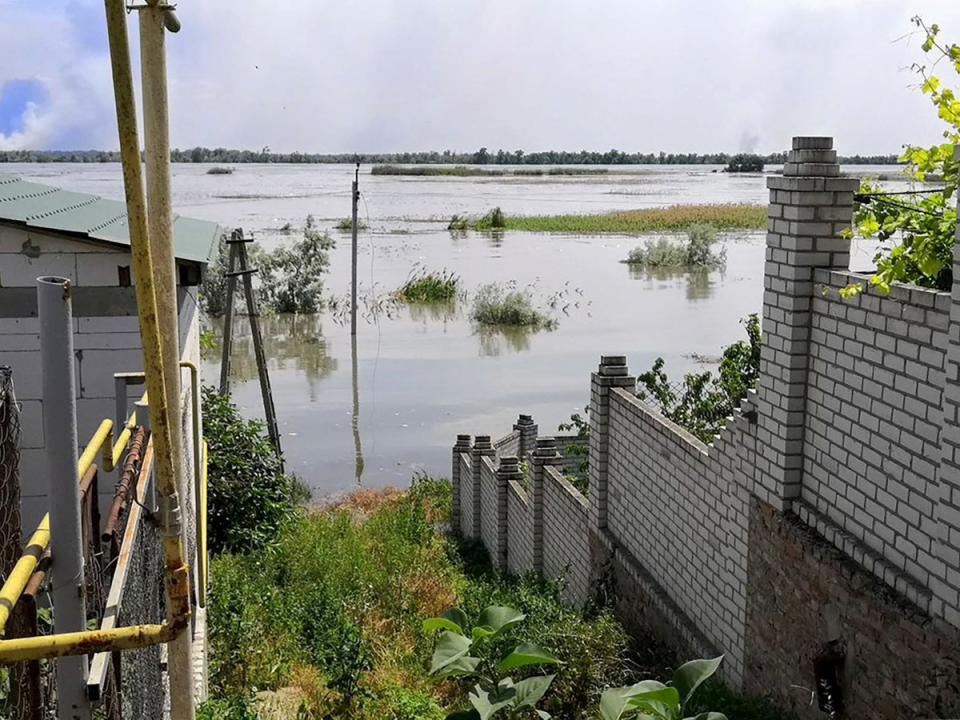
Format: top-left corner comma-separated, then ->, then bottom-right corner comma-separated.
724,153 -> 764,173
336,217 -> 368,231
470,283 -> 556,329
624,224 -> 726,269
202,386 -> 296,554
638,314 -> 760,443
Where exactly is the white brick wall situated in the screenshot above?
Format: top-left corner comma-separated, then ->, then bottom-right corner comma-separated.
542,466 -> 592,606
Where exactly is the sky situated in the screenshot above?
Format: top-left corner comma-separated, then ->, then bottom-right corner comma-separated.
1,0 -> 960,155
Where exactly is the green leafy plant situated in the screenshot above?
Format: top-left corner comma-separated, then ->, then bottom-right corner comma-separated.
202,385 -> 297,554
848,17 -> 958,295
557,408 -> 589,492
395,266 -> 461,303
623,225 -> 726,269
638,315 -> 760,443
471,284 -> 556,329
336,217 -> 369,231
256,215 -> 336,314
424,606 -> 560,719
600,656 -> 726,720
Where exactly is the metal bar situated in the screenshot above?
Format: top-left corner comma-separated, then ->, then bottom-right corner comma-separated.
0,522 -> 49,634
199,440 -> 208,608
37,275 -> 90,720
218,240 -> 238,395
224,269 -> 258,278
236,236 -> 282,459
102,427 -> 146,543
13,564 -> 45,720
180,360 -> 203,605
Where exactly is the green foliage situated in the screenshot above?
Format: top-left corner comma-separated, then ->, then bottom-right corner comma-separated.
624,225 -> 726,269
336,217 -> 369,231
473,207 -> 507,230
449,214 -> 470,231
425,606 -> 560,719
395,266 -> 461,303
471,284 -> 556,329
600,656 -> 726,720
206,166 -> 235,175
724,154 -> 764,173
256,215 -> 336,314
557,409 -> 589,492
454,205 -> 765,234
851,17 -> 958,294
196,695 -> 259,720
202,386 -> 296,554
638,315 -> 761,443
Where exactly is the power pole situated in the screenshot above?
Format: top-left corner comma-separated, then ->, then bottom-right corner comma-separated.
351,163 -> 360,337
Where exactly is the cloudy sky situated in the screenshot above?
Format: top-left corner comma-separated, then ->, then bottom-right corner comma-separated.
1,0 -> 959,155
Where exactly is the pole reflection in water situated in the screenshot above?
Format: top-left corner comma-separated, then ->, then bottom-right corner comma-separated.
351,331 -> 365,484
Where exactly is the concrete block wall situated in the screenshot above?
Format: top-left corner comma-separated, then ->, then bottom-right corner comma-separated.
479,454 -> 500,562
506,481 -> 533,575
541,465 -> 592,605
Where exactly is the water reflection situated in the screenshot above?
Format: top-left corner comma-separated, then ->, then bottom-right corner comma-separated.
476,326 -> 535,356
626,266 -> 721,302
407,301 -> 461,328
351,332 -> 364,483
219,314 -> 338,399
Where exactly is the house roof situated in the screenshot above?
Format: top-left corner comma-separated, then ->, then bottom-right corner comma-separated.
0,173 -> 221,264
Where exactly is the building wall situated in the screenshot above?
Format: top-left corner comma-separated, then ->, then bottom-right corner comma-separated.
479,455 -> 500,560
541,466 -> 592,606
506,481 -> 533,575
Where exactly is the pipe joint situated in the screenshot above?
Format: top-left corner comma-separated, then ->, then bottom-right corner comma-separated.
159,492 -> 182,538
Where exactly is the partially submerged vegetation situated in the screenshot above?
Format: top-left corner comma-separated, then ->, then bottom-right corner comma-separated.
724,154 -> 764,173
206,166 -> 235,175
372,165 -> 609,177
623,225 -> 727,269
452,204 -> 766,234
335,217 -> 369,231
394,266 -> 461,303
471,283 -> 557,330
638,314 -> 761,443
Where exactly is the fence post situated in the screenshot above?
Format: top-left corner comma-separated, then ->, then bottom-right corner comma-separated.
37,276 -> 91,720
755,137 -> 857,509
496,456 -> 521,570
451,435 -> 470,535
935,145 -> 960,628
588,356 -> 634,531
531,438 -> 561,575
471,436 -> 494,538
513,415 -> 538,460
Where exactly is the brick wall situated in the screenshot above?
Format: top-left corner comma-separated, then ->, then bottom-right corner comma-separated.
458,453 -> 473,537
506,481 -> 533,575
542,465 -> 592,606
479,455 -> 500,561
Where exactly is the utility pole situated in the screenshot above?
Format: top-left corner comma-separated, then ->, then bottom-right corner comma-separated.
351,163 -> 360,337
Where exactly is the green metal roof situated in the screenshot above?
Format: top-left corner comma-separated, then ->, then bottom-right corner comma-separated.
0,173 -> 220,264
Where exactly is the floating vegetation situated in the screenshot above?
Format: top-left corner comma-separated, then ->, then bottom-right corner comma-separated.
335,217 -> 369,231
372,165 -> 608,178
623,224 -> 727,269
471,282 -> 557,329
455,203 -> 765,233
206,166 -> 234,175
393,266 -> 460,303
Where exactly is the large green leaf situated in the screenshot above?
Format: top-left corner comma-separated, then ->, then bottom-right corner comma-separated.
512,674 -> 555,709
600,681 -> 676,720
424,608 -> 469,635
437,655 -> 482,678
672,656 -> 724,709
430,631 -> 473,675
475,606 -> 526,638
683,713 -> 728,720
600,687 -> 634,720
497,644 -> 561,672
469,682 -> 517,720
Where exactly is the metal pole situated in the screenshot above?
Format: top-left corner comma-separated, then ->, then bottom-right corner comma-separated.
351,163 -> 359,337
138,4 -> 195,718
37,276 -> 90,720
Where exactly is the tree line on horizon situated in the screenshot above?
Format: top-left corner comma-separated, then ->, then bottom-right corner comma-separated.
0,146 -> 901,165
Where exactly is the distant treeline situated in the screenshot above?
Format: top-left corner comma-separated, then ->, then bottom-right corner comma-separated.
0,147 -> 902,165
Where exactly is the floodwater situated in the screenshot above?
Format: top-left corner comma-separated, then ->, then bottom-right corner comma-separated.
5,163 -> 902,497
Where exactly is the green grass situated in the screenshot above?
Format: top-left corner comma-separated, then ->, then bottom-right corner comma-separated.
394,267 -> 460,303
466,203 -> 766,233
623,224 -> 727,269
471,282 -> 556,329
335,218 -> 368,231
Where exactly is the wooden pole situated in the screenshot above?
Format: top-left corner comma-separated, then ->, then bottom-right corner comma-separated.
218,241 -> 238,395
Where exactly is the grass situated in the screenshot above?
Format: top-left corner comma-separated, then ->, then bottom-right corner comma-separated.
462,203 -> 765,233
394,267 -> 460,303
623,224 -> 727,269
470,282 -> 556,329
372,165 -> 609,178
207,166 -> 234,175
335,218 -> 369,231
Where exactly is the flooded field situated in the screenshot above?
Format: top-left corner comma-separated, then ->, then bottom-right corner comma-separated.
6,163 -> 899,496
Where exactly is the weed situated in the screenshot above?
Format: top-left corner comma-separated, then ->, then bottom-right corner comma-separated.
394,266 -> 461,303
336,217 -> 369,231
471,283 -> 556,329
623,224 -> 727,269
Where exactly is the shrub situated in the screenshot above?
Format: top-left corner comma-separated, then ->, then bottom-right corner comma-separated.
471,283 -> 556,329
624,225 -> 726,269
202,386 -> 296,554
637,314 -> 760,443
724,154 -> 764,173
336,217 -> 369,231
395,267 -> 460,303
257,215 -> 336,314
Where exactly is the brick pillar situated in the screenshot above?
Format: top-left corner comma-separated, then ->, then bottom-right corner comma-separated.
531,437 -> 562,574
588,355 -> 635,530
471,435 -> 494,538
496,456 -> 521,570
451,434 -> 470,535
513,414 -> 538,460
755,136 -> 858,509
935,145 -> 960,627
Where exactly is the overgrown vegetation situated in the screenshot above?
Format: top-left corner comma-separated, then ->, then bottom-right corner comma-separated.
724,154 -> 764,173
638,314 -> 761,443
622,225 -> 726,269
848,17 -> 958,295
206,166 -> 235,175
558,409 -> 590,494
201,216 -> 336,317
451,205 -> 765,234
336,217 -> 369,231
372,165 -> 609,178
202,386 -> 299,554
471,283 -> 557,330
394,267 -> 461,303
